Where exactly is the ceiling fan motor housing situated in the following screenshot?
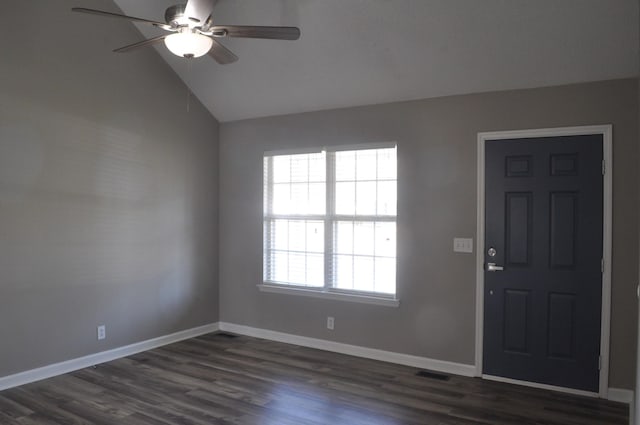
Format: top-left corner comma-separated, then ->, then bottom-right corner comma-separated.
165,4 -> 189,27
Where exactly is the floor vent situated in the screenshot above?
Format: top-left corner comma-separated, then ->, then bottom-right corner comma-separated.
214,332 -> 239,338
416,370 -> 450,381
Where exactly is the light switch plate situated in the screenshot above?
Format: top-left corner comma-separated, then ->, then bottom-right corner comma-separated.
453,238 -> 473,253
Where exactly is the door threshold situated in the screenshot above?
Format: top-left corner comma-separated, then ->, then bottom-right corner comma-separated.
482,374 -> 600,398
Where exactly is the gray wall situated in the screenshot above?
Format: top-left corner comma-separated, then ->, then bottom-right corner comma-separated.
0,1 -> 219,377
631,1 -> 640,418
219,78 -> 638,389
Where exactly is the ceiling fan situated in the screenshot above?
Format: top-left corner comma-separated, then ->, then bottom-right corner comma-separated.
72,0 -> 301,64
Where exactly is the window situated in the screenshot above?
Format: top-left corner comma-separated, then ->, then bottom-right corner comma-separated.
263,145 -> 397,299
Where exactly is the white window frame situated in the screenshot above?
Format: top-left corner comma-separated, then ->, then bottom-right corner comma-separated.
260,143 -> 399,307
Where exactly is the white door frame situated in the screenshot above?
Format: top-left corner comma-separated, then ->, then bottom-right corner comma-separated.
635,290 -> 639,424
475,125 -> 613,398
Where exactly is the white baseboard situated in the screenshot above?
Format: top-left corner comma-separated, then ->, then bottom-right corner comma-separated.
218,322 -> 476,377
609,388 -> 635,404
607,389 -> 635,425
0,322 -> 219,392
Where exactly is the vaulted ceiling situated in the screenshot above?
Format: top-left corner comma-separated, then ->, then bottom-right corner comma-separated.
111,0 -> 638,122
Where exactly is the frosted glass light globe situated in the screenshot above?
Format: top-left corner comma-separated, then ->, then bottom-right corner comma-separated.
164,32 -> 213,58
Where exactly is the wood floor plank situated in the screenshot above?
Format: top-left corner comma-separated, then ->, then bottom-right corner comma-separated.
0,393 -> 35,420
0,333 -> 629,425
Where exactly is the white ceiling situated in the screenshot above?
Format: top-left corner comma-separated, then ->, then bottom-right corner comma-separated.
112,0 -> 638,122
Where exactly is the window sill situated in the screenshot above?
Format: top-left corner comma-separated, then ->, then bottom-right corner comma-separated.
257,283 -> 400,307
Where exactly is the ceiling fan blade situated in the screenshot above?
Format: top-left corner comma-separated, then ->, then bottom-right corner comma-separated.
184,0 -> 217,24
72,7 -> 169,28
113,35 -> 167,53
208,39 -> 238,64
211,25 -> 301,40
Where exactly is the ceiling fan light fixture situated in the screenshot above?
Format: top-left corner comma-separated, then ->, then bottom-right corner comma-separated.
72,4 -> 301,64
164,31 -> 213,58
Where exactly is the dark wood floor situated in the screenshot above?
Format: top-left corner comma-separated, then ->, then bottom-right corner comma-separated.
0,333 -> 629,424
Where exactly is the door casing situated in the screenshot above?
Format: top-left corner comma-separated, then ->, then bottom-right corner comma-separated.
475,125 -> 612,398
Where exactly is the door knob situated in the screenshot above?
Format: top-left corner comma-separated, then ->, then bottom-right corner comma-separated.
487,263 -> 504,272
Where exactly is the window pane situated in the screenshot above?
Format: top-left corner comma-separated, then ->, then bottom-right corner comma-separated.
374,258 -> 396,294
265,219 -> 324,285
271,251 -> 289,283
306,221 -> 324,253
306,254 -> 324,286
335,221 -> 353,254
288,220 -> 306,251
377,181 -> 396,216
335,182 -> 355,215
336,151 -> 356,181
273,220 -> 289,251
356,149 -> 377,181
333,220 -> 395,294
288,252 -> 307,285
352,256 -> 374,291
272,183 -> 290,215
289,183 -> 309,214
272,156 -> 290,183
286,252 -> 324,287
309,154 -> 326,182
377,148 -> 397,180
265,152 -> 327,288
268,152 -> 326,216
334,254 -> 353,290
355,181 -> 376,215
289,155 -> 308,182
272,182 -> 325,215
308,183 -> 326,214
374,222 -> 396,257
353,221 -> 374,256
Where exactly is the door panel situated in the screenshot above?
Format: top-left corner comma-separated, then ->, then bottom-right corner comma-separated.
483,135 -> 603,392
549,192 -> 578,268
505,192 -> 532,266
547,292 -> 576,359
503,289 -> 531,354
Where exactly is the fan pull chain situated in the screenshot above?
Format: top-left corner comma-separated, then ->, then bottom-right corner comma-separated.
186,57 -> 193,113
187,86 -> 191,113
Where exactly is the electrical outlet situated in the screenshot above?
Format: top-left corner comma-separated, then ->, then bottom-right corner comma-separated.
327,316 -> 335,330
97,325 -> 106,341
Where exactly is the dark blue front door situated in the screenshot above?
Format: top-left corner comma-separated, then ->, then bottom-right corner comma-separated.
483,134 -> 603,392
